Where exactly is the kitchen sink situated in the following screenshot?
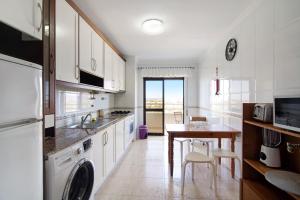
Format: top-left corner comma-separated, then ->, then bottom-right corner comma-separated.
66,118 -> 118,129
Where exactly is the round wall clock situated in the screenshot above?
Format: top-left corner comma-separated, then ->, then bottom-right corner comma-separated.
225,38 -> 237,61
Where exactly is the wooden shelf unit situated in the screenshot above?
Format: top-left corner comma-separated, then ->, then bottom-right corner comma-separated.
242,103 -> 300,200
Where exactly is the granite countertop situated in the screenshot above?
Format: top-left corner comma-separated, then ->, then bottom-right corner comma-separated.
44,113 -> 133,158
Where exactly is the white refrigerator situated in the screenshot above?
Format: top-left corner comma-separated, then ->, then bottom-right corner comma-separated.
0,54 -> 43,200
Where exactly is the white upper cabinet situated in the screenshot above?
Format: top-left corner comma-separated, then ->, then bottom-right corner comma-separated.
79,16 -> 93,74
79,17 -> 104,77
104,42 -> 126,92
0,0 -> 43,40
119,58 -> 126,91
104,43 -> 113,90
92,30 -> 104,78
112,51 -> 120,91
56,0 -> 78,83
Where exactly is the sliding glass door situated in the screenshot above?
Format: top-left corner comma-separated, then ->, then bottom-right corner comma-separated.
144,78 -> 184,135
144,78 -> 164,135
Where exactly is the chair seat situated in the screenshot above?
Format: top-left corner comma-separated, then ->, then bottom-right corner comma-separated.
185,152 -> 213,163
191,142 -> 205,149
175,138 -> 191,143
212,149 -> 238,158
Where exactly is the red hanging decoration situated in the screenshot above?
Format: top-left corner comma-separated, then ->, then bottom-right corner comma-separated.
215,67 -> 220,95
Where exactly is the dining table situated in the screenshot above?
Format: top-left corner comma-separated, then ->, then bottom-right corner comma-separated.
166,123 -> 240,178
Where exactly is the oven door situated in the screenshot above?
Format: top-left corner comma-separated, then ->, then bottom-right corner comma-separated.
63,158 -> 94,200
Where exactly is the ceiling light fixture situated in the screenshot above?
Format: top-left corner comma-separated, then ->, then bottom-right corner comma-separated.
142,19 -> 164,35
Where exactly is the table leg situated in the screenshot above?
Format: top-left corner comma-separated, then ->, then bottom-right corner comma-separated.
218,138 -> 221,164
231,135 -> 236,178
168,134 -> 174,176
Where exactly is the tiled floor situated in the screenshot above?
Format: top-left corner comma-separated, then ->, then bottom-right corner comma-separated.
95,136 -> 239,200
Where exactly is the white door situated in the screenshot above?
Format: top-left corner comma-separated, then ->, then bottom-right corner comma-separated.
104,126 -> 115,176
0,121 -> 43,200
79,16 -> 93,74
92,31 -> 104,78
104,43 -> 113,90
0,0 -> 43,40
115,120 -> 125,161
56,0 -> 78,83
92,131 -> 104,191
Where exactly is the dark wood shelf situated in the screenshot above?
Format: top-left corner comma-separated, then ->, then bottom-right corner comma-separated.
244,159 -> 274,176
244,120 -> 300,139
244,159 -> 300,199
243,179 -> 281,200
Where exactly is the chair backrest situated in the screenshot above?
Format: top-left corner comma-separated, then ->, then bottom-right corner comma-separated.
174,112 -> 183,124
189,116 -> 207,122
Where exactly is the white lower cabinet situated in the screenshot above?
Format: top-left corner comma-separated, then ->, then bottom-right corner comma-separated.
92,130 -> 104,191
92,116 -> 134,193
115,120 -> 125,162
125,115 -> 134,149
103,125 -> 115,177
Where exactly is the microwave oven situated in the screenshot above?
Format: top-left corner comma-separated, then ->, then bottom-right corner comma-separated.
274,96 -> 300,132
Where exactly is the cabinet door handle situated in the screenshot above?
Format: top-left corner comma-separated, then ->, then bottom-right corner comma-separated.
37,2 -> 43,32
103,132 -> 106,145
75,65 -> 79,80
94,59 -> 97,71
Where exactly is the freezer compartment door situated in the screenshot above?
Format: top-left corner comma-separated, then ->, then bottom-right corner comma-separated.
0,121 -> 43,200
0,54 -> 42,124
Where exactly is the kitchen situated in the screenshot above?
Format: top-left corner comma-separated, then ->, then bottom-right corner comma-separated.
0,0 -> 300,200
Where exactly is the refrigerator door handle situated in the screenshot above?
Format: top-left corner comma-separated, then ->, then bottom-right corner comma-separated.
0,118 -> 43,132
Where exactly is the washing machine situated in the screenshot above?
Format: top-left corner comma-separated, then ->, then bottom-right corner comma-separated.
46,138 -> 95,200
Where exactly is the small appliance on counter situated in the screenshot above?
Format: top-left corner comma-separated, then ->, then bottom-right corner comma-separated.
260,129 -> 281,167
253,103 -> 273,122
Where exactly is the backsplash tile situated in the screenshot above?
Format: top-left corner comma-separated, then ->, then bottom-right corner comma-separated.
55,86 -> 115,128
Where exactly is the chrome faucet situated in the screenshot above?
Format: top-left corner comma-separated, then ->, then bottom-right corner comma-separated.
81,113 -> 92,126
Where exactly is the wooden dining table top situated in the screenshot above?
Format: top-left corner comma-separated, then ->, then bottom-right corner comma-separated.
166,123 -> 240,134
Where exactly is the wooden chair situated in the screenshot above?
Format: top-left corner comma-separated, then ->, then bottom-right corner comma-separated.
181,152 -> 217,196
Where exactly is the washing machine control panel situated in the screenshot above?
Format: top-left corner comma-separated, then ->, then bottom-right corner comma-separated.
83,139 -> 92,152
76,147 -> 83,155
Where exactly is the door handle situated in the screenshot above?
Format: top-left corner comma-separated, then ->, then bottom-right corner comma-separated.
75,65 -> 79,80
36,2 -> 43,32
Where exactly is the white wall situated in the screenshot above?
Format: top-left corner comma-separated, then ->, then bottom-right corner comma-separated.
198,0 -> 300,177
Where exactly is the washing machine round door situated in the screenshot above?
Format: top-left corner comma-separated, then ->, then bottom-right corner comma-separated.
63,158 -> 94,200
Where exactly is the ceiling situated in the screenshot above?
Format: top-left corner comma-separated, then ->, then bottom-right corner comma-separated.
73,0 -> 256,62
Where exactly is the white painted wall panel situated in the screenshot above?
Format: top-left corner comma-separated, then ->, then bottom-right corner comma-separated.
198,0 -> 300,178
